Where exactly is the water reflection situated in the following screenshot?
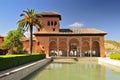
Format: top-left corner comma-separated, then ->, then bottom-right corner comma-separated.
50,63 -> 62,69
23,61 -> 120,80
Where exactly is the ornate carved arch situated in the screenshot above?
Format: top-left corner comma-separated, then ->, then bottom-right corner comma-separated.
49,41 -> 57,51
59,41 -> 67,56
69,38 -> 80,51
92,41 -> 100,57
82,41 -> 90,56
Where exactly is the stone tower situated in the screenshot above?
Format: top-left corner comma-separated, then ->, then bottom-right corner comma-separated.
36,12 -> 61,33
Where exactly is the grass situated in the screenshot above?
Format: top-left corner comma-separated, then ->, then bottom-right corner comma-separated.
0,53 -> 40,58
0,54 -> 26,58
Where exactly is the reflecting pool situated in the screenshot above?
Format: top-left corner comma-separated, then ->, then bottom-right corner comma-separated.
23,61 -> 120,80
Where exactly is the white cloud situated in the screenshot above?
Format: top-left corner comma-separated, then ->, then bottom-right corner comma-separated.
69,22 -> 84,27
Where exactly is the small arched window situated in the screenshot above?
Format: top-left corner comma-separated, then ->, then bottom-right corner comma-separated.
51,21 -> 53,26
47,21 -> 50,26
54,21 -> 57,26
53,28 -> 55,31
38,28 -> 40,32
37,42 -> 40,46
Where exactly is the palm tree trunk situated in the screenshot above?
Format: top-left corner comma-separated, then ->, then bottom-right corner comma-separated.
29,26 -> 33,54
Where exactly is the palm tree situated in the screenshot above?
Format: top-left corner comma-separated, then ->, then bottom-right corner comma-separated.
18,9 -> 43,54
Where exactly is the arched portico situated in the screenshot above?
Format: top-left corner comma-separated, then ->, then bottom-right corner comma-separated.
59,41 -> 67,56
49,41 -> 57,56
82,41 -> 90,57
92,41 -> 100,57
48,37 -> 104,57
69,38 -> 80,56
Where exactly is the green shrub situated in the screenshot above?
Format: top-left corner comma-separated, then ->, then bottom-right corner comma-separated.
0,54 -> 46,71
110,53 -> 120,60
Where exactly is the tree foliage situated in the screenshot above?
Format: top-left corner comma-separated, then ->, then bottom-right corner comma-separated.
105,40 -> 120,49
2,28 -> 24,54
105,40 -> 120,53
17,9 -> 43,54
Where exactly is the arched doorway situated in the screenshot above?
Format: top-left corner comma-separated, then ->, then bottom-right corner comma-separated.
69,38 -> 79,56
49,41 -> 57,56
82,41 -> 90,57
59,41 -> 67,56
92,41 -> 100,57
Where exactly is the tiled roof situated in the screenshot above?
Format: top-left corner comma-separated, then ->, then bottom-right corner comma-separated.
20,37 -> 36,41
37,11 -> 61,20
34,28 -> 107,35
20,37 -> 29,41
59,28 -> 107,34
39,12 -> 61,16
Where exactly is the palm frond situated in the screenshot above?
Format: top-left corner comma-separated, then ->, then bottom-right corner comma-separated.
34,19 -> 43,29
23,10 -> 28,14
17,19 -> 26,30
18,9 -> 43,31
20,13 -> 25,17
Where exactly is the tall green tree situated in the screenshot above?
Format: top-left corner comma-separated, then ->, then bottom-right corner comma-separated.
2,28 -> 24,54
17,9 -> 43,54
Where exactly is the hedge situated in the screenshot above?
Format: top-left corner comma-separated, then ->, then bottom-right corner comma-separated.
0,54 -> 46,71
109,54 -> 120,60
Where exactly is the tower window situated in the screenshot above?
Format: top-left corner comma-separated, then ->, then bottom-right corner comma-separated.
51,21 -> 53,26
53,28 -> 55,31
38,28 -> 40,31
54,21 -> 57,26
47,21 -> 50,26
37,42 -> 40,46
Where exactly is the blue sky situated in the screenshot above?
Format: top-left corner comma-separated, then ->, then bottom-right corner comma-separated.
0,0 -> 120,40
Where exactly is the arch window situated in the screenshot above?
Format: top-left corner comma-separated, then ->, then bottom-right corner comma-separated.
51,21 -> 53,26
47,21 -> 50,26
47,21 -> 58,26
37,28 -> 40,32
37,42 -> 40,46
53,28 -> 55,31
54,21 -> 57,26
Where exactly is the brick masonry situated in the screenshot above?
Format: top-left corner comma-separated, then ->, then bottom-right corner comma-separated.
0,12 -> 107,57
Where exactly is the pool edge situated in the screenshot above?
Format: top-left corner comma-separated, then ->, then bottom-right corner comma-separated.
0,58 -> 52,80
